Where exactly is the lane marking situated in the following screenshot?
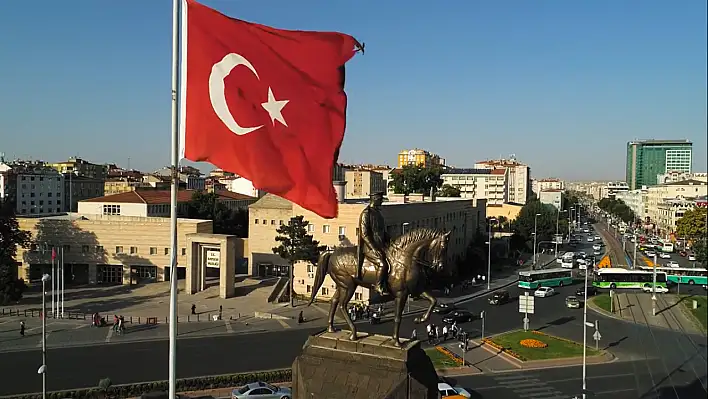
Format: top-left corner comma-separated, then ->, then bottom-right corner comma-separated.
225,320 -> 233,333
277,319 -> 291,329
37,332 -> 50,348
74,324 -> 89,329
105,327 -> 114,343
595,388 -> 637,396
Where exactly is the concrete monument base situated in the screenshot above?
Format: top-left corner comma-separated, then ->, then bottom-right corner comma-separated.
292,330 -> 439,399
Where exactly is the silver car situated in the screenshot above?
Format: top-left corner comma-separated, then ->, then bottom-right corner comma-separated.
232,382 -> 291,399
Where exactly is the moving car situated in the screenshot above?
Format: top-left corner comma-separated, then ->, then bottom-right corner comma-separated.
232,382 -> 291,399
666,261 -> 680,268
679,250 -> 688,257
688,254 -> 697,261
432,302 -> 456,315
587,237 -> 594,242
659,252 -> 671,259
534,287 -> 556,298
641,285 -> 669,294
488,290 -> 510,305
645,250 -> 656,258
594,235 -> 601,241
438,381 -> 471,398
565,296 -> 581,309
442,310 -> 475,324
576,286 -> 598,296
592,244 -> 601,251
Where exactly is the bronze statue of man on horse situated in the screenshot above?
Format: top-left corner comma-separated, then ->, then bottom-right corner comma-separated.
308,191 -> 453,346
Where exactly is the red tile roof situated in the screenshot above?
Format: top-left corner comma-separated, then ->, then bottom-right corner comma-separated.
81,190 -> 254,204
491,169 -> 507,175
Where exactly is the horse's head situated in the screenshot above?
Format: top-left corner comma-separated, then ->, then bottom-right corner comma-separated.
428,230 -> 452,273
392,228 -> 452,274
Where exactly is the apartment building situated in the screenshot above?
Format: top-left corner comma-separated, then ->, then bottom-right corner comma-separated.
344,169 -> 386,198
78,190 -> 256,217
626,139 -> 693,189
0,161 -> 65,216
64,174 -> 105,212
657,171 -> 707,185
645,179 -> 707,235
50,157 -> 108,180
614,187 -> 649,221
532,178 -> 564,195
602,182 -> 630,199
397,149 -> 445,168
248,193 -> 486,303
474,158 -> 530,204
219,176 -> 266,198
539,190 -> 563,210
440,168 -> 507,205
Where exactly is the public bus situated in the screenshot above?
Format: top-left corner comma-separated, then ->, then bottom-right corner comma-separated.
518,268 -> 573,289
658,240 -> 674,253
593,268 -> 667,289
639,266 -> 708,285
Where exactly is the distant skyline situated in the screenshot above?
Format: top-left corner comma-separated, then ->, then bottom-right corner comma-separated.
1,0 -> 706,181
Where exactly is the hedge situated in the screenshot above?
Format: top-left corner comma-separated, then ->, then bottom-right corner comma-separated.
4,369 -> 292,399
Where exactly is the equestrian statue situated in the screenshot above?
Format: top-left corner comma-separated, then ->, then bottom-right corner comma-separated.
308,191 -> 452,346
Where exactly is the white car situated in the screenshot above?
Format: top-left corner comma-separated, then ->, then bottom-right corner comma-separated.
556,257 -> 563,264
587,237 -> 594,242
688,254 -> 697,261
583,228 -> 590,233
659,253 -> 671,259
534,287 -> 556,297
642,285 -> 669,294
592,244 -> 601,251
666,261 -> 680,268
576,251 -> 587,258
438,382 -> 471,398
594,235 -> 601,241
561,261 -> 574,269
645,250 -> 656,258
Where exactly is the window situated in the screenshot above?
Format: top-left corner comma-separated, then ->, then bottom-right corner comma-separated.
306,285 -> 312,293
307,224 -> 315,233
181,248 -> 186,256
254,219 -> 259,224
338,226 -> 346,235
322,225 -> 331,233
356,228 -> 360,237
130,246 -> 138,254
279,220 -> 284,225
103,205 -> 121,215
322,288 -> 329,296
271,219 -> 275,225
307,265 -> 314,273
150,247 -> 158,255
164,248 -> 169,255
96,245 -> 104,253
354,292 -> 363,301
82,245 -> 89,253
115,246 -> 124,254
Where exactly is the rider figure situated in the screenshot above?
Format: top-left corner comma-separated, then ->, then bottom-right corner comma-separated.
357,191 -> 391,296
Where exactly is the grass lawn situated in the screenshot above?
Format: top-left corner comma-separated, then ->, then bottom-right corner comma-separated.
681,295 -> 707,332
592,293 -> 612,313
489,330 -> 599,361
424,348 -> 460,368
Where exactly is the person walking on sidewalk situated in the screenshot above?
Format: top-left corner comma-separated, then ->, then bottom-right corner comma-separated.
442,324 -> 449,341
20,321 -> 25,337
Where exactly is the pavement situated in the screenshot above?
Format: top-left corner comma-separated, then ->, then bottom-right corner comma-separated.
606,291 -> 704,335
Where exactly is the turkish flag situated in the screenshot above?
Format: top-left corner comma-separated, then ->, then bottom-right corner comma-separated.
51,247 -> 56,260
180,0 -> 360,218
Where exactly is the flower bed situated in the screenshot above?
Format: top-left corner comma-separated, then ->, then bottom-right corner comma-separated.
483,330 -> 598,361
519,338 -> 548,348
435,345 -> 465,366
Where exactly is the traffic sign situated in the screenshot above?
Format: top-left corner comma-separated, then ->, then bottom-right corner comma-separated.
480,311 -> 485,319
519,295 -> 535,314
593,330 -> 602,341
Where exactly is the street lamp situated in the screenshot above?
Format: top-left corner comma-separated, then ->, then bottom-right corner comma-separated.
40,274 -> 50,399
569,207 -> 575,237
581,260 -> 589,399
555,209 -> 568,257
487,218 -> 497,290
533,213 -> 541,267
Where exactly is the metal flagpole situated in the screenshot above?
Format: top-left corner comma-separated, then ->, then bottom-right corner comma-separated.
51,248 -> 55,318
61,247 -> 65,318
168,0 -> 182,397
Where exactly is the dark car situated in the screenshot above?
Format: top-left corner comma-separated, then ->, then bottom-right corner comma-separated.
488,290 -> 510,305
576,286 -> 598,297
442,310 -> 475,324
679,250 -> 688,257
432,302 -> 456,314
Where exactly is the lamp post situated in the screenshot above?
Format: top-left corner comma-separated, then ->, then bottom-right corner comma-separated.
652,253 -> 657,316
569,207 -> 574,238
581,256 -> 592,399
40,274 -> 50,399
555,209 -> 568,257
532,213 -> 541,267
487,218 -> 497,290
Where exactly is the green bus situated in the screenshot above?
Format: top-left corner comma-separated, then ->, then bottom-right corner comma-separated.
518,268 -> 573,289
593,268 -> 667,289
639,266 -> 708,285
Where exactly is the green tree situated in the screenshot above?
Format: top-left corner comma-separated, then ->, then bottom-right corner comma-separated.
182,191 -> 248,237
511,200 -> 568,250
692,239 -> 707,266
676,207 -> 707,240
272,216 -> 326,306
388,165 -> 443,195
438,184 -> 461,197
0,199 -> 30,305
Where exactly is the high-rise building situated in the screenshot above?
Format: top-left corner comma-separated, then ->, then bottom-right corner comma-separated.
626,140 -> 692,189
397,149 -> 445,168
474,157 -> 531,204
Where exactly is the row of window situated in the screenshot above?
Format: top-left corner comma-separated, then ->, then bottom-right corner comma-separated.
35,244 -> 188,257
19,208 -> 62,214
20,176 -> 61,182
20,192 -> 62,198
21,200 -> 61,206
19,185 -> 63,192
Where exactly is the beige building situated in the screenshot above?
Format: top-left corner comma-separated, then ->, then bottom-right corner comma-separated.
104,178 -> 170,195
78,190 -> 256,217
50,157 -> 107,180
441,168 -> 508,205
486,203 -> 523,221
645,179 -> 707,234
344,169 -> 386,198
474,158 -> 530,204
248,193 -> 486,303
397,149 -> 445,168
532,178 -> 564,195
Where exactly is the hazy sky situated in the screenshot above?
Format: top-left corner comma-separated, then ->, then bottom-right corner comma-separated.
1,0 -> 706,181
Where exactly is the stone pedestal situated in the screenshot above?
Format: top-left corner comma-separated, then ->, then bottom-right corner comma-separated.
292,331 -> 438,399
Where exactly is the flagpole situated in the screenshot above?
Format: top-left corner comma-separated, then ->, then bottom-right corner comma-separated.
168,0 -> 181,397
51,249 -> 55,318
61,247 -> 65,318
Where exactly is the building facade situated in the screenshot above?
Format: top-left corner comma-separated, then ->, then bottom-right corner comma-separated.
656,171 -> 707,185
64,174 -> 105,212
248,193 -> 486,303
645,179 -> 707,234
0,161 -> 65,216
344,170 -> 386,198
614,188 -> 648,221
626,139 -> 693,189
539,190 -> 563,210
440,168 -> 508,206
531,178 -> 564,195
50,157 -> 108,180
397,149 -> 445,168
474,158 -> 530,204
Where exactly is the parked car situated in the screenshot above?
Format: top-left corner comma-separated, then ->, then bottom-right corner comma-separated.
488,290 -> 510,305
534,287 -> 556,298
232,382 -> 291,399
641,285 -> 669,294
576,286 -> 598,297
432,302 -> 456,314
666,261 -> 680,268
659,252 -> 671,259
565,296 -> 581,309
688,254 -> 697,261
442,310 -> 475,324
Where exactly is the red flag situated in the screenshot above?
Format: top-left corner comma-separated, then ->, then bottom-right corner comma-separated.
51,248 -> 56,260
180,0 -> 360,218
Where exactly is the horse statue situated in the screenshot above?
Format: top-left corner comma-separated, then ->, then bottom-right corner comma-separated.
308,227 -> 452,346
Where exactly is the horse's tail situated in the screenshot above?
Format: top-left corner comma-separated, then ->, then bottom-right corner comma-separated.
308,251 -> 332,306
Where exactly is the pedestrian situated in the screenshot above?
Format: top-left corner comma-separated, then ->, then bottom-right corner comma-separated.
191,304 -> 196,315
442,324 -> 449,341
219,305 -> 223,320
20,321 -> 25,337
411,329 -> 417,341
435,325 -> 440,341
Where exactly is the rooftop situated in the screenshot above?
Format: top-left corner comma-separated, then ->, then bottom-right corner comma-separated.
661,179 -> 706,187
442,168 -> 491,175
18,213 -> 210,224
628,139 -> 692,145
81,190 -> 255,204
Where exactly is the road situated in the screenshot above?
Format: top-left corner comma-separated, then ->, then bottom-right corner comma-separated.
1,276 -> 705,397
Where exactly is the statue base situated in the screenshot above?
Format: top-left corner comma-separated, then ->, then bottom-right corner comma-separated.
291,330 -> 439,399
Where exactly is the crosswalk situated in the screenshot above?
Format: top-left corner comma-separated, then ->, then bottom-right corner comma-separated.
493,373 -> 569,399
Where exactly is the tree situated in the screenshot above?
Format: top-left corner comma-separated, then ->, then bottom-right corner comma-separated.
272,215 -> 326,306
388,165 -> 443,195
676,207 -> 707,240
438,184 -> 461,197
512,200 -> 568,245
0,199 -> 30,305
182,191 -> 248,237
597,198 -> 636,224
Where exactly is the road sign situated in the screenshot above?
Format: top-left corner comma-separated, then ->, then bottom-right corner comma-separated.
519,295 -> 535,314
480,311 -> 485,319
593,330 -> 602,341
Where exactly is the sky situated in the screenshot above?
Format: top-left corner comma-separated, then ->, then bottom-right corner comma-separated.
1,0 -> 706,181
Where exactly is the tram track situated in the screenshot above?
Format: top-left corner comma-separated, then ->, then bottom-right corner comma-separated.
593,222 -> 626,267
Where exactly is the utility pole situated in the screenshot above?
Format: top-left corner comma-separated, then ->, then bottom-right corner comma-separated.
652,253 -> 657,316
